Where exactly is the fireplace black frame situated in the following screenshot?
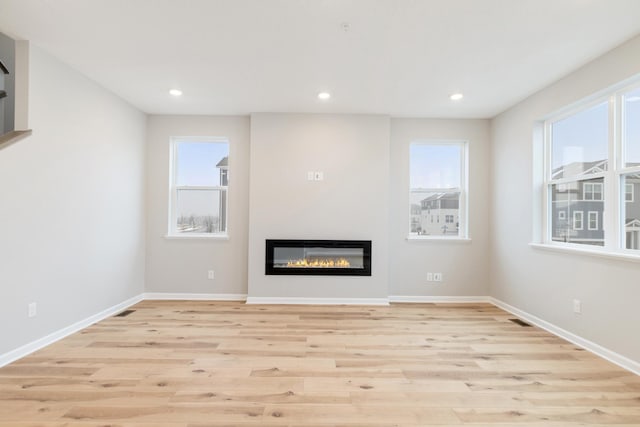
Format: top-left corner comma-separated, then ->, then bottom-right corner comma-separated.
265,239 -> 372,276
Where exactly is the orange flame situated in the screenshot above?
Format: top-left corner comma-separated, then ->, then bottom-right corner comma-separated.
286,258 -> 351,268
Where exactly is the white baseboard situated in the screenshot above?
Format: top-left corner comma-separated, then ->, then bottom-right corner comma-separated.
144,292 -> 247,301
4,292 -> 637,376
246,297 -> 389,305
0,293 -> 144,368
389,295 -> 490,303
489,297 -> 640,376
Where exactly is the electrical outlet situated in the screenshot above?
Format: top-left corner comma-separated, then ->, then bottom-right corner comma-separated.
573,299 -> 582,314
307,171 -> 314,181
28,302 -> 37,318
433,273 -> 443,282
207,270 -> 215,280
426,272 -> 433,281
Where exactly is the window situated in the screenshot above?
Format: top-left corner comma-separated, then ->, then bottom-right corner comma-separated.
622,87 -> 640,249
573,211 -> 583,230
583,182 -> 603,200
409,141 -> 468,238
542,81 -> 640,252
625,183 -> 634,202
588,211 -> 598,230
169,138 -> 229,237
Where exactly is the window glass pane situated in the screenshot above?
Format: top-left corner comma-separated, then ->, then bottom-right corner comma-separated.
176,142 -> 229,186
410,190 -> 460,236
176,188 -> 226,233
622,173 -> 640,250
550,177 -> 604,246
410,144 -> 461,189
551,102 -> 608,179
623,88 -> 640,168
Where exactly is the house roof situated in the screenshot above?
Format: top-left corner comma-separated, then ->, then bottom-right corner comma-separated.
216,156 -> 228,168
626,218 -> 640,227
552,160 -> 640,180
421,192 -> 459,203
551,160 -> 607,180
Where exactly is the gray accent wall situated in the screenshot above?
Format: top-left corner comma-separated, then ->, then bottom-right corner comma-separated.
247,113 -> 390,300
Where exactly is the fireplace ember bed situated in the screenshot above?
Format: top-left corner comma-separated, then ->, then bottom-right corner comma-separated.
265,239 -> 371,276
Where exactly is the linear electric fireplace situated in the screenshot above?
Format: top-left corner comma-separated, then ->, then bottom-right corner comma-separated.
265,239 -> 372,276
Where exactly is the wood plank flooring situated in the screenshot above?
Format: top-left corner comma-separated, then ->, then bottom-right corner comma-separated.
0,300 -> 639,426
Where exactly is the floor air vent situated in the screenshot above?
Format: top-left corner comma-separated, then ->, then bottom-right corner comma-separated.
509,318 -> 532,327
115,309 -> 135,317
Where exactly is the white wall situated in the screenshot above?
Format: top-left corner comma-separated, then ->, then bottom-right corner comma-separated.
0,45 -> 146,355
248,113 -> 390,300
145,115 -> 250,295
389,119 -> 491,298
491,35 -> 640,363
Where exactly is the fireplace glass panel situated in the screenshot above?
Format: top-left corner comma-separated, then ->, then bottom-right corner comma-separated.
273,246 -> 364,269
265,240 -> 371,276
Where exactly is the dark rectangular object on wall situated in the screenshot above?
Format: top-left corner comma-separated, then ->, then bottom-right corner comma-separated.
266,239 -> 372,276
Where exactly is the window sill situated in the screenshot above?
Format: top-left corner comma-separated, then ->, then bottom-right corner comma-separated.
164,234 -> 229,241
406,235 -> 472,243
529,242 -> 640,263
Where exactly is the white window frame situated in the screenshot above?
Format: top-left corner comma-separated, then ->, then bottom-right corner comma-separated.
573,211 -> 583,230
588,211 -> 598,230
167,137 -> 229,239
408,140 -> 469,241
538,78 -> 640,257
625,183 -> 634,202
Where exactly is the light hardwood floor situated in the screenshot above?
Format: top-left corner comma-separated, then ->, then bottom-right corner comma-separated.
0,300 -> 639,426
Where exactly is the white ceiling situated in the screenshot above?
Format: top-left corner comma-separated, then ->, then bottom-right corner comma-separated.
1,0 -> 640,118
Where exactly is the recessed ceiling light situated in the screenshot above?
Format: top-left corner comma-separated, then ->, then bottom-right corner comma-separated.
169,89 -> 183,97
318,92 -> 331,100
450,93 -> 463,101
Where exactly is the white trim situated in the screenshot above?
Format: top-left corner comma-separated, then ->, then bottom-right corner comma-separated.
408,140 -> 469,239
530,242 -> 640,262
573,210 -> 583,230
245,297 -> 389,305
169,138 -> 229,236
144,293 -> 247,301
406,236 -> 472,243
3,293 -> 639,377
389,295 -> 489,303
588,211 -> 599,230
0,294 -> 144,368
625,183 -> 634,202
489,297 -> 640,376
164,234 -> 229,240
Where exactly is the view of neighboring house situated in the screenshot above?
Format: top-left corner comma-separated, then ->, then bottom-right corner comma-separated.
410,203 -> 421,233
550,160 -> 640,249
0,31 -> 14,135
216,155 -> 228,232
414,192 -> 460,236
